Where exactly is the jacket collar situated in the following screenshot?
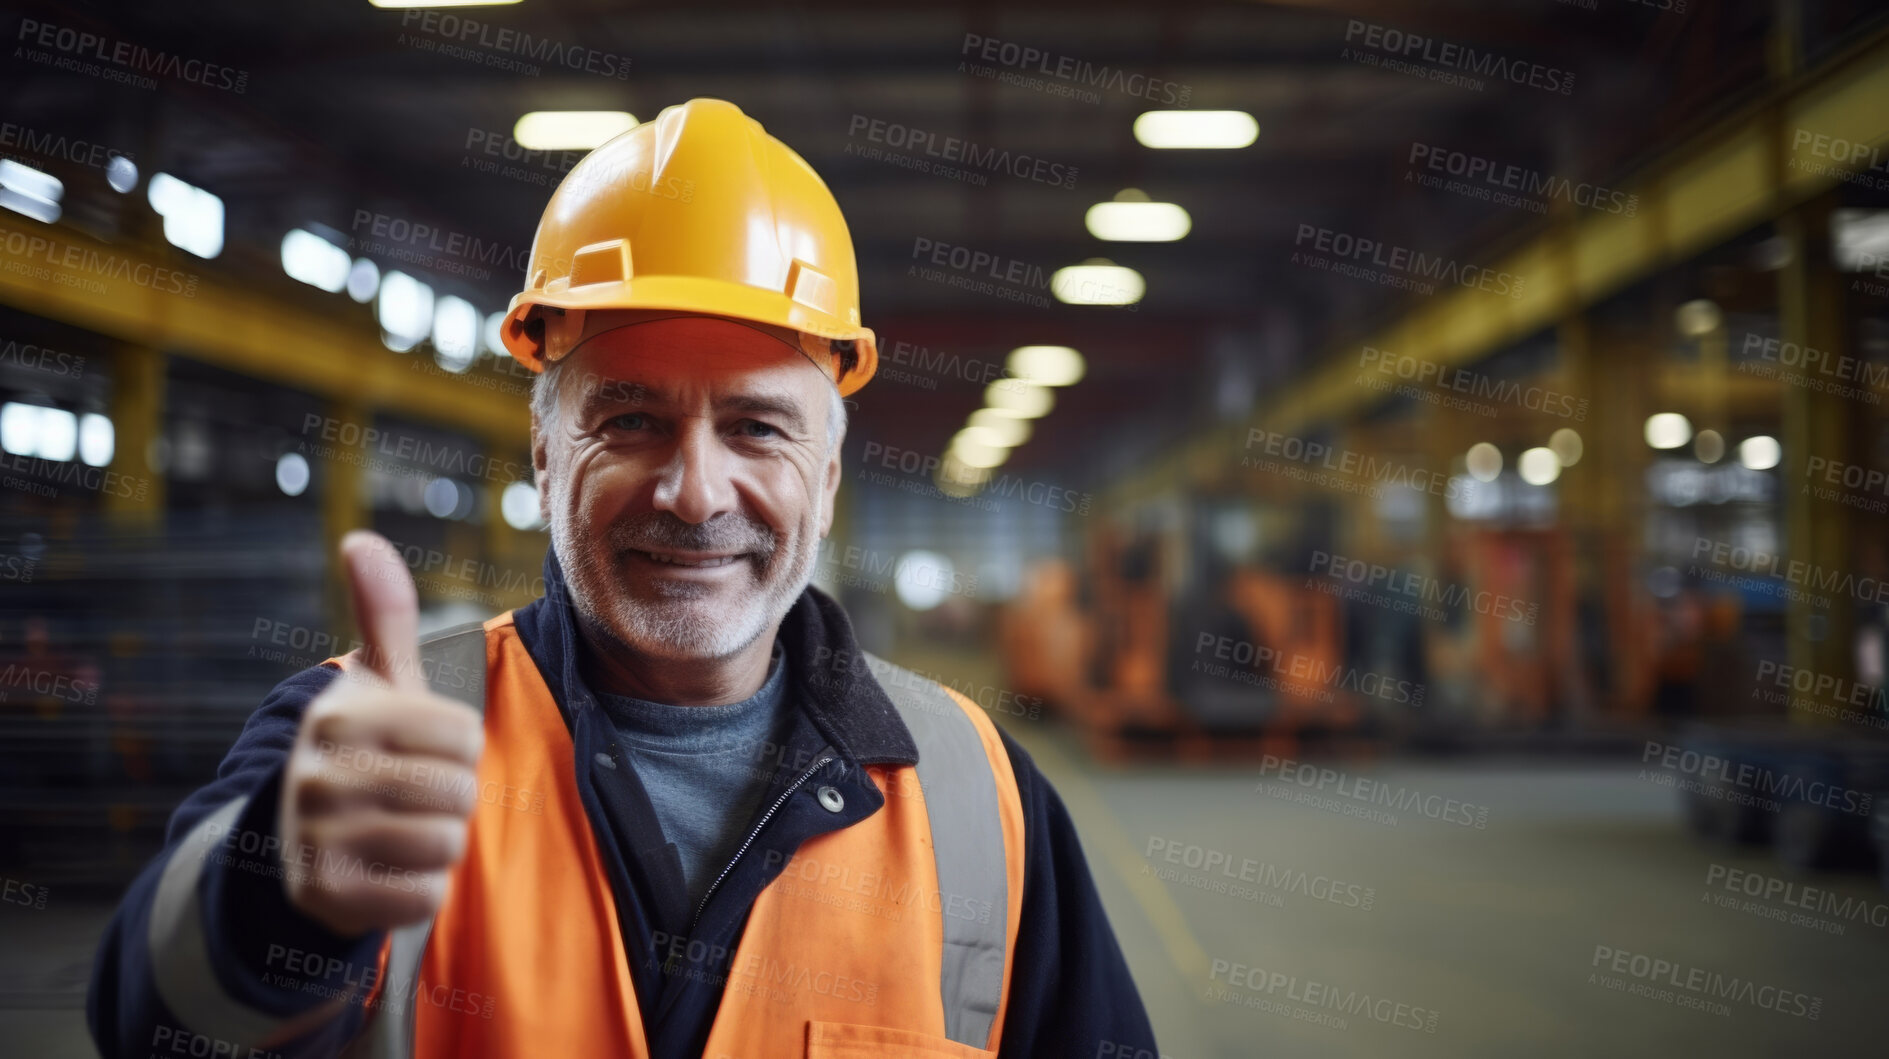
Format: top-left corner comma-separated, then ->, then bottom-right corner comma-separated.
515,545 -> 919,768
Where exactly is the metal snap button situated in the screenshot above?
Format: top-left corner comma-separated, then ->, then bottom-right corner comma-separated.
594,751 -> 617,769
816,785 -> 844,813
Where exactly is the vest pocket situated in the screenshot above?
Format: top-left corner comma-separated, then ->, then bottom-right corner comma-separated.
805,1020 -> 997,1058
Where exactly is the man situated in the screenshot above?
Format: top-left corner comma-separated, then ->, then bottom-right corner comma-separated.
89,98 -> 1157,1058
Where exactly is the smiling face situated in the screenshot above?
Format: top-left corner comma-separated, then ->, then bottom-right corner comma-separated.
531,315 -> 842,663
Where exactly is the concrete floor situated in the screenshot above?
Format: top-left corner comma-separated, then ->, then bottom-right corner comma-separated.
7,728 -> 1887,1058
1005,723 -> 1889,1058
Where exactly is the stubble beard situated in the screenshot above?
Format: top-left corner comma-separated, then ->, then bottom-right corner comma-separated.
547,473 -> 824,662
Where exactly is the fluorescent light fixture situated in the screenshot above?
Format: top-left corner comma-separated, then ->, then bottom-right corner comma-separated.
1738,435 -> 1782,471
1643,412 -> 1692,450
281,229 -> 351,293
1,403 -> 83,461
501,480 -> 544,530
0,404 -> 78,461
0,159 -> 63,223
1832,208 -> 1889,272
1549,428 -> 1582,467
346,258 -> 381,303
147,172 -> 224,258
1006,345 -> 1085,387
275,452 -> 311,497
1466,442 -> 1502,483
950,430 -> 1010,470
424,477 -> 466,519
893,550 -> 954,611
1674,299 -> 1721,338
1133,110 -> 1258,149
985,379 -> 1054,418
1051,260 -> 1144,306
1517,447 -> 1560,486
106,156 -> 138,193
432,295 -> 481,373
1086,200 -> 1190,242
513,111 -> 638,151
968,408 -> 1031,447
78,413 -> 114,467
1694,429 -> 1725,464
377,270 -> 435,350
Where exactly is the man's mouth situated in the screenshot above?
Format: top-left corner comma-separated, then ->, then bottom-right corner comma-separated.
634,549 -> 747,568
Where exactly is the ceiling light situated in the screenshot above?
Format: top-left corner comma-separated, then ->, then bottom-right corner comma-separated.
1549,428 -> 1582,467
377,271 -> 435,350
1086,198 -> 1191,242
968,408 -> 1031,447
1644,412 -> 1692,450
1005,345 -> 1085,387
950,430 -> 1010,469
148,172 -> 224,258
514,111 -> 638,151
984,379 -> 1054,418
1051,259 -> 1144,306
432,295 -> 481,372
281,229 -> 351,293
1466,442 -> 1502,483
1518,447 -> 1560,485
1738,435 -> 1781,471
346,258 -> 381,303
1133,110 -> 1258,149
0,159 -> 63,223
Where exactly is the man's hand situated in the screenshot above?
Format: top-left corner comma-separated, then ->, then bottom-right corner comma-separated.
277,530 -> 486,937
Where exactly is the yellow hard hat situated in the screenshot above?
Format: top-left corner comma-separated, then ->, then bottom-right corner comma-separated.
500,98 -> 878,396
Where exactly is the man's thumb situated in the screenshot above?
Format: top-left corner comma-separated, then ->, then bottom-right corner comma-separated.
340,530 -> 422,689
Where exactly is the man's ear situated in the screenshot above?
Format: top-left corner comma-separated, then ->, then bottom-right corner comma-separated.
817,443 -> 842,538
530,410 -> 551,524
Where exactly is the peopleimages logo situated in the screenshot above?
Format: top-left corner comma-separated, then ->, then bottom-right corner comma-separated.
1405,142 -> 1636,216
14,17 -> 249,93
1293,224 -> 1525,299
848,115 -> 1078,190
1589,945 -> 1821,1021
1641,740 -> 1872,817
396,9 -> 631,79
958,33 -> 1191,105
1342,19 -> 1574,96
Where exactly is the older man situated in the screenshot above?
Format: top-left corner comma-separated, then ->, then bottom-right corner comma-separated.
89,98 -> 1156,1058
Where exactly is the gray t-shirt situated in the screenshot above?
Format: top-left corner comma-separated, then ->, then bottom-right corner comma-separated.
594,642 -> 793,915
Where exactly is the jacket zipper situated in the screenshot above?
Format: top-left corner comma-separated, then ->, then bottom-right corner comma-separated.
687,749 -> 837,933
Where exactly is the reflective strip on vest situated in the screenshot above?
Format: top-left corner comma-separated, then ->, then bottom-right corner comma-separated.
341,621 -> 488,1059
149,796 -> 305,1050
862,651 -> 1010,1048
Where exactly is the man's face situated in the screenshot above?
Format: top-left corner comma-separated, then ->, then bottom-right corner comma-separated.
532,316 -> 841,662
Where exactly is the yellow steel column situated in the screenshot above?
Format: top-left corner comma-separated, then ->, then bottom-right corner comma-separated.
321,400 -> 370,636
1778,194 -> 1853,723
103,342 -> 165,525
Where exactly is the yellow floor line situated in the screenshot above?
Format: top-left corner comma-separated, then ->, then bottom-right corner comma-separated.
1009,725 -> 1212,993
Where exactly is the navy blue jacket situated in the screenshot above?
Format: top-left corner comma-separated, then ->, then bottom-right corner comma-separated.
88,548 -> 1158,1058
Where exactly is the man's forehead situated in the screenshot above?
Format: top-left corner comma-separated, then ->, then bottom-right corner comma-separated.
570,320 -> 816,385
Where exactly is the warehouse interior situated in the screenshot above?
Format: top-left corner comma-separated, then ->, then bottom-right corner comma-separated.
5,0 -> 1889,1055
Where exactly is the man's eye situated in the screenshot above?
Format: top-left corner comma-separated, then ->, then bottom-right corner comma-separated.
607,413 -> 647,431
739,420 -> 779,438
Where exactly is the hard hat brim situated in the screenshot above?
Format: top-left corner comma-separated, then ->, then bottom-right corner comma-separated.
501,276 -> 877,397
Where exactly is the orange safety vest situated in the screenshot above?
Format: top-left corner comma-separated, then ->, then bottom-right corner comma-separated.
334,612 -> 1026,1058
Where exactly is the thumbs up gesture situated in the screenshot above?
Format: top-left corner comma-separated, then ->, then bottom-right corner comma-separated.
277,531 -> 486,937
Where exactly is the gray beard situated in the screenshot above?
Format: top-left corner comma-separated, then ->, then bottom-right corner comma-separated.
547,479 -> 823,663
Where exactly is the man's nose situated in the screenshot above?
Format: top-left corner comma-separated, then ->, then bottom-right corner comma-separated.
649,424 -> 739,524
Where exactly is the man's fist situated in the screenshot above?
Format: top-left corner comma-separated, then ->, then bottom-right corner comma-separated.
277,530 -> 486,937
